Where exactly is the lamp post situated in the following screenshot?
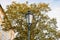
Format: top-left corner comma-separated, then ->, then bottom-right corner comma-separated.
25,11 -> 33,40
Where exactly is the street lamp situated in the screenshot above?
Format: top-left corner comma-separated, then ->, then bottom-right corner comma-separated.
25,11 -> 33,40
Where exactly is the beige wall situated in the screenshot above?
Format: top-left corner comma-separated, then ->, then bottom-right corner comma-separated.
0,32 -> 2,40
8,30 -> 15,40
0,5 -> 15,40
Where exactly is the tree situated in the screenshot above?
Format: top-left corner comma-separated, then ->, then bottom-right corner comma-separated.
2,2 -> 60,40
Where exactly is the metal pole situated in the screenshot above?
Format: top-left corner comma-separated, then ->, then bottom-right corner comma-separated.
28,23 -> 31,40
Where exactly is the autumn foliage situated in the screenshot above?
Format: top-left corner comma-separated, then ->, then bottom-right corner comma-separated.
2,2 -> 60,40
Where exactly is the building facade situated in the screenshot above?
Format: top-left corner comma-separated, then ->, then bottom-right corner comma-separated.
0,5 -> 14,40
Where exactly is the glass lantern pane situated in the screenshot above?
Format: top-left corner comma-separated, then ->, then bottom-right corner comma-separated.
26,14 -> 33,24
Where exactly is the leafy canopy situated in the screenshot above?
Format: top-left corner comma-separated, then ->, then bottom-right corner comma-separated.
2,2 -> 60,40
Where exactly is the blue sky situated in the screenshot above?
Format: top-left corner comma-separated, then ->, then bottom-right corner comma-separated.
0,0 -> 60,30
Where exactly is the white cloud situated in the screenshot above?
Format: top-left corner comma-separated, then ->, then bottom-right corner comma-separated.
47,7 -> 60,30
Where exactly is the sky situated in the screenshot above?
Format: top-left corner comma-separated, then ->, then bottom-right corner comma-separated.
0,0 -> 60,30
